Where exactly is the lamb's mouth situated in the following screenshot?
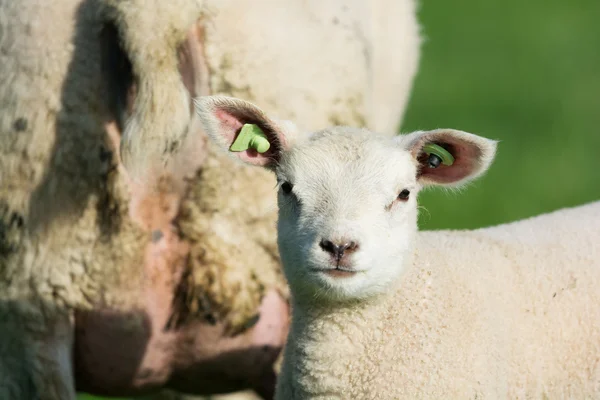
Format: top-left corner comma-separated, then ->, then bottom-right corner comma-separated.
324,269 -> 357,278
312,267 -> 360,278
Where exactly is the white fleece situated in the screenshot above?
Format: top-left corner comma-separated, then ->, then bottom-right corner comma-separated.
278,201 -> 600,399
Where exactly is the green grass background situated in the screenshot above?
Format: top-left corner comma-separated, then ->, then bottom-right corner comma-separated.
404,0 -> 600,230
79,0 -> 600,398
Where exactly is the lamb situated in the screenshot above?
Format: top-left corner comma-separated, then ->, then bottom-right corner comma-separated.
0,0 -> 421,398
195,95 -> 600,400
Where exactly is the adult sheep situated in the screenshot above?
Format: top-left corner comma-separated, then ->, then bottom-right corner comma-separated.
195,95 -> 600,400
0,0 -> 421,399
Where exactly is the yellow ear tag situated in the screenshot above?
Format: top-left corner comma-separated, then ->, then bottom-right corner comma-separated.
230,124 -> 271,153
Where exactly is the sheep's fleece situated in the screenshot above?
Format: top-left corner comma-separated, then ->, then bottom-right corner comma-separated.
0,0 -> 420,399
277,201 -> 600,399
193,95 -> 600,400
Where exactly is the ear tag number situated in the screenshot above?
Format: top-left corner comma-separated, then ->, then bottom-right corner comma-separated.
230,124 -> 271,153
423,143 -> 454,168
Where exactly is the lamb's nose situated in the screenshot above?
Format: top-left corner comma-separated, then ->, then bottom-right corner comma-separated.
319,239 -> 359,261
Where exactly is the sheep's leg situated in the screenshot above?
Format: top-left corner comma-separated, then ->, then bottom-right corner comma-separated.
0,303 -> 76,400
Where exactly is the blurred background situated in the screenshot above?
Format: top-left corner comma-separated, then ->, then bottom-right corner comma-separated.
405,0 -> 600,230
79,0 -> 600,399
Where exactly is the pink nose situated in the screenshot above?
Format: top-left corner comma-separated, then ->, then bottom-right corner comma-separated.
319,239 -> 359,262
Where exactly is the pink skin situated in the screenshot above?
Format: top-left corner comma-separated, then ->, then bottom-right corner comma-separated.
74,288 -> 288,398
413,133 -> 485,184
74,122 -> 289,398
74,123 -> 289,397
73,25 -> 290,399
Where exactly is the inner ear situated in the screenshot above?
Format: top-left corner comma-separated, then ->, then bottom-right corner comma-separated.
408,130 -> 493,186
416,139 -> 481,184
214,106 -> 285,166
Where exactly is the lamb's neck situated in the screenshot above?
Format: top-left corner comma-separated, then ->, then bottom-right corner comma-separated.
277,294 -> 391,399
291,293 -> 387,332
276,254 -> 417,399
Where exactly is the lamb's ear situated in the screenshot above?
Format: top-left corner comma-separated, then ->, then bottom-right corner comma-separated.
193,96 -> 295,169
401,129 -> 498,186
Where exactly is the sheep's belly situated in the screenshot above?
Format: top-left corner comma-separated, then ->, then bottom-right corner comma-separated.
73,290 -> 288,396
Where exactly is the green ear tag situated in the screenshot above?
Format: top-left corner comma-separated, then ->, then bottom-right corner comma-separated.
423,143 -> 455,166
230,124 -> 271,153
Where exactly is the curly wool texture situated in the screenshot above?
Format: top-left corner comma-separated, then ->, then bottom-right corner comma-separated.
277,201 -> 600,399
0,0 -> 421,398
177,144 -> 289,333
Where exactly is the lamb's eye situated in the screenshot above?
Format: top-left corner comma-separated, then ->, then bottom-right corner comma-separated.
397,189 -> 410,201
281,181 -> 294,194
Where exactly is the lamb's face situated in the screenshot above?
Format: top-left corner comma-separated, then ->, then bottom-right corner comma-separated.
194,95 -> 498,304
275,129 -> 420,301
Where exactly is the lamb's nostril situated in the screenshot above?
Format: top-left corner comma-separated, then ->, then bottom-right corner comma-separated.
319,239 -> 337,255
343,241 -> 359,253
319,239 -> 359,261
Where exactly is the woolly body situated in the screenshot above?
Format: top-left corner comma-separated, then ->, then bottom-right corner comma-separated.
0,0 -> 420,398
279,201 -> 600,399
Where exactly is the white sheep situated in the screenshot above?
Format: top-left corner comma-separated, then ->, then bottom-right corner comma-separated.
195,95 -> 600,400
0,0 -> 421,398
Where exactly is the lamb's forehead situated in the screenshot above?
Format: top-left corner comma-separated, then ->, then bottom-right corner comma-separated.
279,128 -> 416,185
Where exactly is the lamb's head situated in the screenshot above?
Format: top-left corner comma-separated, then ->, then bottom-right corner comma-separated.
195,96 -> 497,303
